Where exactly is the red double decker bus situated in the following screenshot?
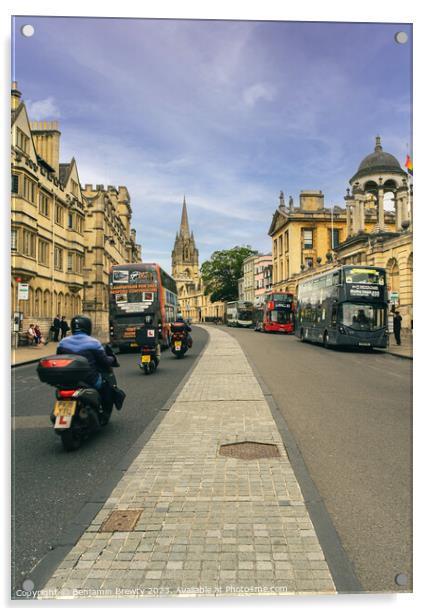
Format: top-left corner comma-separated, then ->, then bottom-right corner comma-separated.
254,291 -> 295,334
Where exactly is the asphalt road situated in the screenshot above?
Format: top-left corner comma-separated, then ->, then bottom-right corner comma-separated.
223,325 -> 412,593
11,327 -> 208,594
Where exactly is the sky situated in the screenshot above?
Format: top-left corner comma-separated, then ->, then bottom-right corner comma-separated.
12,17 -> 412,273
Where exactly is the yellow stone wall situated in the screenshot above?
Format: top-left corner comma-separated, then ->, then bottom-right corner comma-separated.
11,85 -> 141,345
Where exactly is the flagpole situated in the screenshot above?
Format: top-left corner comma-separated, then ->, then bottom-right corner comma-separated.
331,204 -> 334,250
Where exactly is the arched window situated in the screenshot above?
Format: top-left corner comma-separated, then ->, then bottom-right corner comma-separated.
43,290 -> 51,317
34,288 -> 42,318
386,257 -> 400,295
65,293 -> 71,317
407,252 -> 413,304
58,292 -> 64,316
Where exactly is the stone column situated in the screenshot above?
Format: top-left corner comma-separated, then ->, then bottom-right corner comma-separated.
377,186 -> 385,231
395,189 -> 403,230
344,192 -> 354,237
358,196 -> 365,232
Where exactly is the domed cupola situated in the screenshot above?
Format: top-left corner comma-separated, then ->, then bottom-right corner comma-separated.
350,136 -> 405,185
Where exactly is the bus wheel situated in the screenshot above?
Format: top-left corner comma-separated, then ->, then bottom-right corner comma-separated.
323,332 -> 330,349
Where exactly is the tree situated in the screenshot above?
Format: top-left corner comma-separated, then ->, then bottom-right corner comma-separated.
201,245 -> 258,302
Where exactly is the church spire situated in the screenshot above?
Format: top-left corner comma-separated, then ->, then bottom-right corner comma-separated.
180,196 -> 190,239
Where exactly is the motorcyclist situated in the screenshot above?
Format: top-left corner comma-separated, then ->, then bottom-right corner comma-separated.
136,314 -> 161,363
173,313 -> 193,347
56,315 -> 125,410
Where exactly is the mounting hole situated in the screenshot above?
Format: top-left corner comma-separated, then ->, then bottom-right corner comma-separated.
395,573 -> 408,586
22,579 -> 34,591
394,31 -> 408,45
21,24 -> 35,37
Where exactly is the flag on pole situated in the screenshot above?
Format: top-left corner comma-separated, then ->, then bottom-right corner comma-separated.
405,154 -> 413,176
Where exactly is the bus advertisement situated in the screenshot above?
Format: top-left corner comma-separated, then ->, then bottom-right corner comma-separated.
295,265 -> 388,349
109,263 -> 178,350
254,292 -> 295,333
226,301 -> 254,327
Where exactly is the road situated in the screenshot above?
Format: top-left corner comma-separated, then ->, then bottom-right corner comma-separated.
11,327 -> 208,594
223,325 -> 412,593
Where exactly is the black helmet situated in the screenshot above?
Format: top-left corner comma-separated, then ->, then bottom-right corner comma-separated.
71,315 -> 92,335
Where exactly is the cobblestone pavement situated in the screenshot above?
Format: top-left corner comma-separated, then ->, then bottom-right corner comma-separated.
40,325 -> 336,599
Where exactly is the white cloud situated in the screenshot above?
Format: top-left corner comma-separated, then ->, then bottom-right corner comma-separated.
243,83 -> 276,108
26,97 -> 61,120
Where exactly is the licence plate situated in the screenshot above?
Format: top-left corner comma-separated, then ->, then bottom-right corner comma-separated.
358,342 -> 371,347
141,355 -> 151,363
54,400 -> 77,417
175,341 -> 182,350
130,342 -> 138,347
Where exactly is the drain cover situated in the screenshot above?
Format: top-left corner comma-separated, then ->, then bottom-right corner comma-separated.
99,509 -> 143,532
219,441 -> 280,460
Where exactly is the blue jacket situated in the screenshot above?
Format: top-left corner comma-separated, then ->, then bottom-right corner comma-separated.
57,333 -> 114,385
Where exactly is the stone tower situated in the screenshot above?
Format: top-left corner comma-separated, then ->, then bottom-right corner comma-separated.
171,197 -> 200,282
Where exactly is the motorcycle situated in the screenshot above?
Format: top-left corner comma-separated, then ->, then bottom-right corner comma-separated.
36,347 -> 120,451
170,329 -> 189,359
136,326 -> 160,374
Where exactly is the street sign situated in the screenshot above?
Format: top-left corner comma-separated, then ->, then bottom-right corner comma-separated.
390,291 -> 399,303
17,283 -> 29,300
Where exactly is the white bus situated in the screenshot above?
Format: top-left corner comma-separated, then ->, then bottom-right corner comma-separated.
226,301 -> 254,328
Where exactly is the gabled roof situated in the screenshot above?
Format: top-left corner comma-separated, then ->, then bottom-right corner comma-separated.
268,207 -> 289,236
59,163 -> 71,185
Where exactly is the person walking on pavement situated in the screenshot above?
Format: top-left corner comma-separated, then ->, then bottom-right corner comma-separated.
60,316 -> 70,339
52,314 -> 61,342
393,311 -> 402,346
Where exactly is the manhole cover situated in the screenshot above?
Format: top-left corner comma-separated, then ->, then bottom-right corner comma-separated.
99,509 -> 143,532
219,441 -> 280,460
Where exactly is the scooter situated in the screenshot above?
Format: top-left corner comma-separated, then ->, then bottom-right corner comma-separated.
37,348 -> 120,451
136,326 -> 160,374
170,330 -> 188,359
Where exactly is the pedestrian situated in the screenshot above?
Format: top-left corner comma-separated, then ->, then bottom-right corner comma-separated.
393,311 -> 402,346
27,324 -> 37,345
60,316 -> 70,339
51,314 -> 61,342
34,324 -> 43,345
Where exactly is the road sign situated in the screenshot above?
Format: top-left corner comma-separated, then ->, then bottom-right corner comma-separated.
390,291 -> 399,303
17,283 -> 29,300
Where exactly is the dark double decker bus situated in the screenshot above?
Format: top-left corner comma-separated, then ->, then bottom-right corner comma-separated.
109,263 -> 178,351
295,265 -> 388,349
254,291 -> 295,334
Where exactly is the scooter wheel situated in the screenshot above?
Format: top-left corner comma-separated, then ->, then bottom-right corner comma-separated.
60,429 -> 82,451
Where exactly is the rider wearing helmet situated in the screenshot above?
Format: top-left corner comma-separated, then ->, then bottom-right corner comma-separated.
173,313 -> 193,347
57,315 -> 125,410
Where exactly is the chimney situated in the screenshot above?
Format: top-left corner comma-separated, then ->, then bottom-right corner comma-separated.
30,120 -> 61,176
299,190 -> 324,211
11,82 -> 22,110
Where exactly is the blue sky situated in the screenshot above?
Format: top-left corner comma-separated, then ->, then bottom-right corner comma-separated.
12,17 -> 412,273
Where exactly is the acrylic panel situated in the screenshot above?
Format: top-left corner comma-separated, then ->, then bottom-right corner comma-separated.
11,16 -> 413,599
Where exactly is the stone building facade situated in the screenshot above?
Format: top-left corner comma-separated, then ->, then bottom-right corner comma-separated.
11,83 -> 141,346
335,137 -> 413,329
254,254 -> 273,303
268,188 -> 397,293
171,198 -> 224,322
81,184 -> 142,340
273,137 -> 413,331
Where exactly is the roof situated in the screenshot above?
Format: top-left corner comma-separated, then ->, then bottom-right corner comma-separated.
350,137 -> 405,183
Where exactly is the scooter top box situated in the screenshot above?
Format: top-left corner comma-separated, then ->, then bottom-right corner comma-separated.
135,327 -> 158,347
37,354 -> 92,386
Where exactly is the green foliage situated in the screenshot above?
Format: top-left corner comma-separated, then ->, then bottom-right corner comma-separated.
201,245 -> 258,302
